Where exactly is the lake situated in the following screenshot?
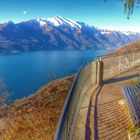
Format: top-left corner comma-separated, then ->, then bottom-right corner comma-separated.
0,50 -> 111,100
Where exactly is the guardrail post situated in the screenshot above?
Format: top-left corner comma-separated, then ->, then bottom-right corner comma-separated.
97,60 -> 103,85
133,51 -> 135,68
119,54 -> 121,74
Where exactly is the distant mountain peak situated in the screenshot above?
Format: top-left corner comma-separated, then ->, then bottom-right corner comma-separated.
0,16 -> 140,54
7,21 -> 14,24
98,29 -> 140,35
35,18 -> 46,27
46,16 -> 81,29
0,20 -> 15,30
24,16 -> 82,29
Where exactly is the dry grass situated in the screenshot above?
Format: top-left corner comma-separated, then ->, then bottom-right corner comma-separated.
0,76 -> 74,140
128,125 -> 140,133
106,39 -> 140,57
126,78 -> 138,86
118,39 -> 140,53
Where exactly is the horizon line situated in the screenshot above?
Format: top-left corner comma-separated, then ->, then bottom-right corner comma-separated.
1,16 -> 140,33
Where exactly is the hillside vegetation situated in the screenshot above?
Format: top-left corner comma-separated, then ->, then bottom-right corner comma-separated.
0,76 -> 73,140
105,39 -> 140,58
115,39 -> 140,54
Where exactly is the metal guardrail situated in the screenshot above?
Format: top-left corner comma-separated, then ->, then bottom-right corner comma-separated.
54,49 -> 140,140
122,77 -> 140,126
103,50 -> 140,80
54,56 -> 100,140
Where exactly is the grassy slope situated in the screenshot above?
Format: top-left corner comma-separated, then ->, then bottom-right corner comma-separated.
0,76 -> 73,140
105,39 -> 140,58
115,39 -> 140,54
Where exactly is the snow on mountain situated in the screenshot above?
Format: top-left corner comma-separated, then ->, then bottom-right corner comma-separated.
47,16 -> 62,26
99,29 -> 139,36
36,18 -> 46,27
100,31 -> 111,35
62,18 -> 81,29
46,16 -> 81,29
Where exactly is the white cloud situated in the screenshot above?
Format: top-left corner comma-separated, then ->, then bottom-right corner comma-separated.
22,11 -> 27,15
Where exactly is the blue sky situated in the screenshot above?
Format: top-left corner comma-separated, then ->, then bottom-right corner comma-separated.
0,0 -> 140,32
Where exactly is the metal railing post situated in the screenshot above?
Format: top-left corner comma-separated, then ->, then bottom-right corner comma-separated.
119,54 -> 121,74
97,60 -> 103,85
133,51 -> 135,68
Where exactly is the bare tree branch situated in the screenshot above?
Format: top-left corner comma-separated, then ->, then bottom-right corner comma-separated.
0,77 -> 12,107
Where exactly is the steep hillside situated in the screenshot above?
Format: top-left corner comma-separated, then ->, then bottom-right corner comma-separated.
0,16 -> 140,54
0,76 -> 74,140
106,39 -> 140,57
116,39 -> 140,53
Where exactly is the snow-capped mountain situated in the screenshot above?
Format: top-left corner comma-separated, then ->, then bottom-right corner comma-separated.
98,29 -> 140,47
0,16 -> 140,54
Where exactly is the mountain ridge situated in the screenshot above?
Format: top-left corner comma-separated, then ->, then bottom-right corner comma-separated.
0,16 -> 140,54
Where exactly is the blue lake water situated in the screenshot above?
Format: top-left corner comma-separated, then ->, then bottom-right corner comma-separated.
0,50 -> 110,100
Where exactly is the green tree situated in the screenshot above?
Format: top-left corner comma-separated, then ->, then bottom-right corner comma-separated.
106,0 -> 140,18
123,0 -> 136,14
